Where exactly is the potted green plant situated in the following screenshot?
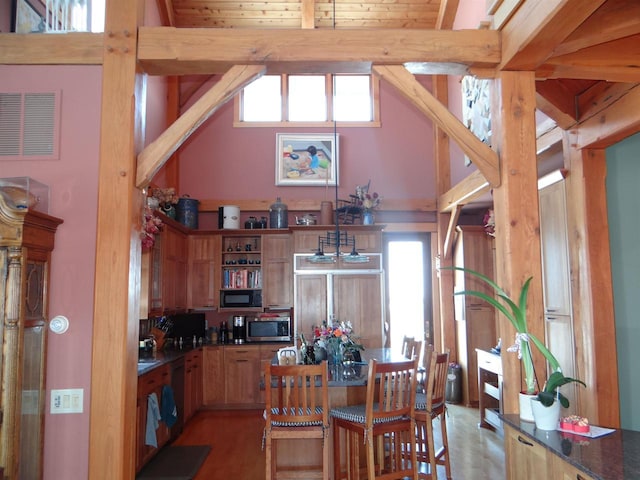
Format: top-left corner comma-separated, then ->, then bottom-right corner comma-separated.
449,267 -> 585,422
530,370 -> 586,430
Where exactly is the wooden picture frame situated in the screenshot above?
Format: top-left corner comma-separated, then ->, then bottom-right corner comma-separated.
275,133 -> 339,186
12,0 -> 45,33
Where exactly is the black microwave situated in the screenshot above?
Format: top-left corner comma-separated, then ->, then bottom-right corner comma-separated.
220,289 -> 262,308
246,315 -> 291,342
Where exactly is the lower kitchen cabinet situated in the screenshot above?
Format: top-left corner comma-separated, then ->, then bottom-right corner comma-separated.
203,347 -> 225,405
202,344 -> 286,407
505,424 -> 597,480
225,346 -> 261,405
136,364 -> 171,472
505,424 -> 551,480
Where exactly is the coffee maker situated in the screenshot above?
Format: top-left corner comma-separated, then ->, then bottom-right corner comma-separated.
232,316 -> 246,344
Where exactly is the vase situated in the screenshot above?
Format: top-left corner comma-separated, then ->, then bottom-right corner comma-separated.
531,397 -> 561,430
362,210 -> 374,225
519,392 -> 536,422
327,343 -> 343,366
162,203 -> 176,219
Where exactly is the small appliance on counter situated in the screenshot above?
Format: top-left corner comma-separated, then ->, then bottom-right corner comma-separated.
232,315 -> 246,344
246,312 -> 292,343
166,313 -> 206,345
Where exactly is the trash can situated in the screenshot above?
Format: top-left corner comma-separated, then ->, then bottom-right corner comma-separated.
445,362 -> 462,404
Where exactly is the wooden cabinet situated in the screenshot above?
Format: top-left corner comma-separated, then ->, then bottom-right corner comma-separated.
539,179 -> 578,410
0,197 -> 62,480
145,216 -> 188,316
224,346 -> 262,405
203,344 -> 283,407
163,226 -> 188,312
453,226 -> 497,407
477,349 -> 503,432
505,424 -> 552,480
294,257 -> 384,349
551,454 -> 596,480
188,234 -> 219,309
539,180 -> 572,315
203,347 -> 225,406
184,349 -> 203,421
292,225 -> 382,255
262,233 -> 293,308
136,364 -> 171,472
505,424 -> 596,480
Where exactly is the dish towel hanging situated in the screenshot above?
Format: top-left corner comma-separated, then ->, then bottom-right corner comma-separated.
161,384 -> 178,428
145,392 -> 161,448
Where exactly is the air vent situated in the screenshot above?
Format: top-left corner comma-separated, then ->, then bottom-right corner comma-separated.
0,91 -> 60,160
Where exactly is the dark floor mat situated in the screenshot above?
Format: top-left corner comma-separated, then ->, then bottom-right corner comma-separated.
136,445 -> 211,480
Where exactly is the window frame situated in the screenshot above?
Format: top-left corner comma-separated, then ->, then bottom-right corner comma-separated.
234,74 -> 380,128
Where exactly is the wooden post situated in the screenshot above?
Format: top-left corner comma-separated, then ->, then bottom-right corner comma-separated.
88,0 -> 144,478
491,71 -> 545,415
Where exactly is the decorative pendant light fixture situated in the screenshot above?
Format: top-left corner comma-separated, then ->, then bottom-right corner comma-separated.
307,79 -> 368,265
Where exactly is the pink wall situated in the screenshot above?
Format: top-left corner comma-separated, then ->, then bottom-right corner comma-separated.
179,76 -> 437,218
1,64 -> 101,479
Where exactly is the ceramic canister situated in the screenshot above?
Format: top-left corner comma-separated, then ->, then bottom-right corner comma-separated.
222,205 -> 240,229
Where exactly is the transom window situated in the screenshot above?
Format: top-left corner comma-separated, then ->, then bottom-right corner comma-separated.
234,74 -> 380,127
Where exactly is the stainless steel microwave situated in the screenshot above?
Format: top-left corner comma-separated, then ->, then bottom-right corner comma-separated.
246,315 -> 291,343
220,289 -> 262,309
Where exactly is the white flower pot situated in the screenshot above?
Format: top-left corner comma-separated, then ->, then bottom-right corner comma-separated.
519,392 -> 536,422
530,397 -> 561,430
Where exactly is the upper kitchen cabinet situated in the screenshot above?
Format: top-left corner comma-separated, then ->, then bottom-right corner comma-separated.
262,233 -> 293,309
144,214 -> 189,317
292,225 -> 382,255
188,233 -> 220,310
0,192 -> 62,480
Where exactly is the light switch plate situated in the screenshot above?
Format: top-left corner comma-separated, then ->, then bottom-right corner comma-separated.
51,388 -> 83,414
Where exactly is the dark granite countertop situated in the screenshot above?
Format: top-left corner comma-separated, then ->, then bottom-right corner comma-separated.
137,347 -> 202,375
502,414 -> 640,480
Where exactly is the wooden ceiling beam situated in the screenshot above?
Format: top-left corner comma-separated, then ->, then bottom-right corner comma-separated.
373,65 -> 500,187
536,35 -> 640,83
500,0 -> 605,71
550,0 -> 640,57
136,64 -> 265,188
535,82 -> 578,129
438,170 -> 491,213
435,0 -> 460,30
0,32 -> 104,65
577,81 -> 639,124
155,0 -> 176,27
137,27 -> 500,75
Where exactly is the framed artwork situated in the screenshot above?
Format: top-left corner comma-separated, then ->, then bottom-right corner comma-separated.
461,75 -> 492,166
275,133 -> 339,186
12,0 -> 45,33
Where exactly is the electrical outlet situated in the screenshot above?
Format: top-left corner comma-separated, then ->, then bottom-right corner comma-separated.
50,388 -> 83,414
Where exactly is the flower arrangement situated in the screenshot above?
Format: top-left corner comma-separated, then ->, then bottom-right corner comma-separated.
483,208 -> 495,237
141,205 -> 163,250
313,320 -> 364,356
151,187 -> 178,207
357,189 -> 381,212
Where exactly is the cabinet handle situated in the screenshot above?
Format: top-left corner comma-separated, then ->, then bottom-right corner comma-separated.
546,316 -> 558,320
235,359 -> 248,363
517,435 -> 534,447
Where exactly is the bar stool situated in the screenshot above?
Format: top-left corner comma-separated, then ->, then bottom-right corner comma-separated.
415,350 -> 451,479
263,361 -> 330,480
330,357 -> 420,480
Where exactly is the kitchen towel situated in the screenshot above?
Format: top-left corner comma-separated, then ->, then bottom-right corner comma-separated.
161,384 -> 178,428
145,392 -> 161,448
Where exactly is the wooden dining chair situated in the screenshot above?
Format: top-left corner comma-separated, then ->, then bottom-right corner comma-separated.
330,357 -> 420,480
263,361 -> 330,480
414,350 -> 452,479
401,335 -> 415,358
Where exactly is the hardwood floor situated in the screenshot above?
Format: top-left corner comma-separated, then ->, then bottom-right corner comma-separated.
171,404 -> 505,479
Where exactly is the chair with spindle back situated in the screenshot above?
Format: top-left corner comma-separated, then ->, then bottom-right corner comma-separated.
263,361 -> 330,480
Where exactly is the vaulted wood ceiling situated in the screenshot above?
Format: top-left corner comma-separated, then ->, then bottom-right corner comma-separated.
155,0 -> 640,130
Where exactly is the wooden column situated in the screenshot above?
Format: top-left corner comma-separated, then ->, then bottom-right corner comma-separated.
88,0 -> 144,478
491,71 -> 545,415
564,136 -> 619,427
433,74 -> 455,357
